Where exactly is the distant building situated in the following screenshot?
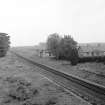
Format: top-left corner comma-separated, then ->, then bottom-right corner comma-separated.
78,43 -> 105,57
35,42 -> 50,57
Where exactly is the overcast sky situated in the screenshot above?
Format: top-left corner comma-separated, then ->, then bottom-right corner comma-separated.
0,0 -> 105,46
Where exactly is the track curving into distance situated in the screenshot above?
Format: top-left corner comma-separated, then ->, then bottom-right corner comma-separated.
11,51 -> 105,105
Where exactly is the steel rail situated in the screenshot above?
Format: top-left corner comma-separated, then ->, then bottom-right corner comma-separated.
11,51 -> 105,105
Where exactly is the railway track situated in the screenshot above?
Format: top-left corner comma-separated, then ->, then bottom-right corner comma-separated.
80,69 -> 105,79
11,51 -> 105,105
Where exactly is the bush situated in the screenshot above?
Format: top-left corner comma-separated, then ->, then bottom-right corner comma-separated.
0,33 -> 10,57
70,48 -> 79,65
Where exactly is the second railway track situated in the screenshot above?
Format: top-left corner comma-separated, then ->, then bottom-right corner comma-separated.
11,51 -> 105,105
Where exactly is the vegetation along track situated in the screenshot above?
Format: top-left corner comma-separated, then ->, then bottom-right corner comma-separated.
11,51 -> 105,105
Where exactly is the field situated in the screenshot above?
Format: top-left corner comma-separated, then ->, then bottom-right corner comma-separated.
12,46 -> 105,86
0,51 -> 90,105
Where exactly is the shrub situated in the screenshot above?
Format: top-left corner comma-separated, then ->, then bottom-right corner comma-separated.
0,33 -> 10,57
70,48 -> 79,65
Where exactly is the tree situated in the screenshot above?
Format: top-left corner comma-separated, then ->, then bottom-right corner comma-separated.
47,33 -> 61,59
46,34 -> 79,65
60,35 -> 78,60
